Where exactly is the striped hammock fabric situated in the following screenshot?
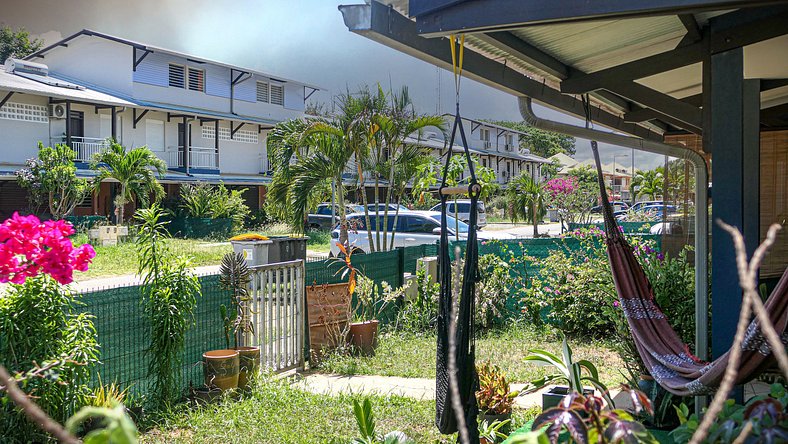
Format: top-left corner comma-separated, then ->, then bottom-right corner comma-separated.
591,142 -> 788,396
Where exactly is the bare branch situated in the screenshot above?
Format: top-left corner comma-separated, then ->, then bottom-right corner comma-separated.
0,365 -> 80,444
690,221 -> 785,444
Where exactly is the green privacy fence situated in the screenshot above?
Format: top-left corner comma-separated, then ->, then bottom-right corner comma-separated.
76,236 -> 660,398
65,215 -> 109,231
77,274 -> 231,397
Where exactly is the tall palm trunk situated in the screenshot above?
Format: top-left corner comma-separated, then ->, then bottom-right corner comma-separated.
336,178 -> 349,247
532,201 -> 539,237
357,161 -> 375,253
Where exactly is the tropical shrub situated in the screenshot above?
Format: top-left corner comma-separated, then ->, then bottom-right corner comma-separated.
135,206 -> 200,407
475,253 -> 515,329
179,182 -> 250,230
476,361 -> 519,415
394,266 -> 439,333
16,143 -> 97,219
0,213 -> 98,440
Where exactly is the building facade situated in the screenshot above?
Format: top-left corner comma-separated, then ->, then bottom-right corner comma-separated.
0,30 -> 318,219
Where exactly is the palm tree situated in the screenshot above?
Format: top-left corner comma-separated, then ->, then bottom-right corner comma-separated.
91,140 -> 166,224
267,118 -> 354,245
370,87 -> 445,250
506,173 -> 546,237
630,169 -> 664,200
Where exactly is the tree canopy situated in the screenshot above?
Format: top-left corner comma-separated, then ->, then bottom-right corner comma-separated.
0,26 -> 42,63
489,120 -> 576,157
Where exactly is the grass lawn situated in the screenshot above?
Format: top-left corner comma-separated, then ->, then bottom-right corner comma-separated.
72,233 -> 232,281
141,378 -> 541,443
71,226 -> 332,280
317,323 -> 626,387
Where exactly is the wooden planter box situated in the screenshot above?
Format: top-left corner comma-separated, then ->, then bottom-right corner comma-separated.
306,282 -> 351,361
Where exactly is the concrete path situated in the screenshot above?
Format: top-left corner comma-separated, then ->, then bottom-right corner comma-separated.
296,373 -> 633,410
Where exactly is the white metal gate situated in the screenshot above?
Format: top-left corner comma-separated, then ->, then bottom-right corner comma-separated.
242,259 -> 305,373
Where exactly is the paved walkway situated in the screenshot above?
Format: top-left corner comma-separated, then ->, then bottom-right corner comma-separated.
296,373 -> 634,410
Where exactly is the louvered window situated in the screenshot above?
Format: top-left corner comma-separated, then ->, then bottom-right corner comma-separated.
256,81 -> 269,103
270,84 -> 284,105
168,64 -> 185,88
188,68 -> 204,92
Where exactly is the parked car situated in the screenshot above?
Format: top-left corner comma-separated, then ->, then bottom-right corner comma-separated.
329,210 -> 510,256
429,200 -> 487,227
591,201 -> 630,213
630,200 -> 664,213
307,203 -> 364,230
642,204 -> 677,219
366,203 -> 409,213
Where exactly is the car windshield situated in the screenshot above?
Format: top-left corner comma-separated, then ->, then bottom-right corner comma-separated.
429,214 -> 470,233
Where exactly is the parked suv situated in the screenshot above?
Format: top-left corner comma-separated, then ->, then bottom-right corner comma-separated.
429,200 -> 487,227
329,210 -> 509,256
307,203 -> 364,230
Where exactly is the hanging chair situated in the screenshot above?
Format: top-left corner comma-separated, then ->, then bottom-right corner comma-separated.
434,35 -> 480,442
590,142 -> 788,396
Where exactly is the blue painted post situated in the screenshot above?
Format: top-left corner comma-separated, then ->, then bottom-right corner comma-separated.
709,48 -> 760,401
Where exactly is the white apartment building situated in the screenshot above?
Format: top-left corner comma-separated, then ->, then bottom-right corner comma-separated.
0,30 -> 319,219
403,116 -> 549,187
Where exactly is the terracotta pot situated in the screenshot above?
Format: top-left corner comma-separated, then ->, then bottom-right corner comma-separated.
234,346 -> 261,390
203,349 -> 239,391
348,320 -> 379,355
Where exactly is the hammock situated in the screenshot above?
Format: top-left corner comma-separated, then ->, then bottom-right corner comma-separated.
434,34 -> 479,441
591,142 -> 788,396
435,106 -> 480,439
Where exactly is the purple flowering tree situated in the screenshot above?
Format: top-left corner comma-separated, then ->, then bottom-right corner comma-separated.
543,176 -> 597,226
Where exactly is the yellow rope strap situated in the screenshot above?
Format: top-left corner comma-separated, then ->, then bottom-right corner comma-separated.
449,34 -> 465,97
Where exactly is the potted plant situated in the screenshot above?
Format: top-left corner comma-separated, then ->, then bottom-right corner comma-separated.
219,252 -> 260,390
522,333 -> 610,410
348,275 -> 382,356
202,348 -> 240,391
476,361 -> 518,436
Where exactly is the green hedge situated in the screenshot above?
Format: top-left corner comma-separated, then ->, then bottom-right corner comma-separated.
568,221 -> 653,233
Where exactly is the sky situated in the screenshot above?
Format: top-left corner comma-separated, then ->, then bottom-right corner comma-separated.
2,0 -> 664,169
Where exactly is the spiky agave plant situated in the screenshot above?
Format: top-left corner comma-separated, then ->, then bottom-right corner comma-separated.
219,252 -> 252,348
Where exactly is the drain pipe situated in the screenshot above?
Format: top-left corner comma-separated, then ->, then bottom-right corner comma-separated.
518,97 -> 710,362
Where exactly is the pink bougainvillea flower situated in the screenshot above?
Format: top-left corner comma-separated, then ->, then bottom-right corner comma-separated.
0,212 -> 94,285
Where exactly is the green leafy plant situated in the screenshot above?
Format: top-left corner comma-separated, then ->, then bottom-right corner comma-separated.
531,389 -> 659,444
479,417 -> 511,444
522,333 -> 612,406
179,183 -> 250,230
66,402 -> 139,444
671,383 -> 788,443
135,205 -> 200,407
0,277 -> 99,440
476,361 -> 519,415
219,252 -> 253,348
394,266 -> 439,333
348,398 -> 414,444
475,254 -> 514,329
16,142 -> 97,218
351,275 -> 402,323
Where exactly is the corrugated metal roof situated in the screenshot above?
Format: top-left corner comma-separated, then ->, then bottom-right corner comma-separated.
508,16 -> 686,74
0,69 -> 135,107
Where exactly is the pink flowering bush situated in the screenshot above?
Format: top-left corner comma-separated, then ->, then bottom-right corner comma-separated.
0,212 -> 95,285
543,176 -> 597,225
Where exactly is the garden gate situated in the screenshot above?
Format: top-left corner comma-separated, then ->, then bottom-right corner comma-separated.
243,259 -> 306,373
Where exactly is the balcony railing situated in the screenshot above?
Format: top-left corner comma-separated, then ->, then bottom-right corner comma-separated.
164,146 -> 218,170
58,137 -> 109,162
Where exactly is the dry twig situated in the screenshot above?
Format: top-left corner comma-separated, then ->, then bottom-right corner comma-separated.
0,365 -> 80,444
689,222 -> 785,444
